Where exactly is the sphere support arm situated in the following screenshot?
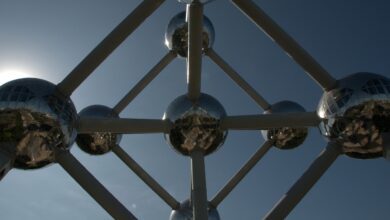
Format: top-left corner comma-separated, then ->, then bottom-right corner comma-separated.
56,151 -> 137,220
187,2 -> 204,101
263,142 -> 341,220
191,150 -> 209,220
112,145 -> 180,210
57,0 -> 166,96
231,0 -> 337,91
77,118 -> 171,133
206,48 -> 271,110
210,141 -> 273,207
113,50 -> 176,113
221,112 -> 320,130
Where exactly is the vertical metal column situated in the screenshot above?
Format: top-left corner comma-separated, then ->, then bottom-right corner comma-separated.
263,142 -> 341,220
186,1 -> 204,101
191,150 -> 209,220
56,151 -> 137,220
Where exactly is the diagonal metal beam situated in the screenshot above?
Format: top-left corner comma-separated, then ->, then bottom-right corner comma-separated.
187,2 -> 204,101
210,141 -> 273,207
56,151 -> 137,220
191,150 -> 209,220
263,142 -> 342,220
57,0 -> 166,96
113,50 -> 176,114
221,112 -> 321,130
231,0 -> 337,91
112,145 -> 180,210
206,48 -> 271,110
77,117 -> 171,133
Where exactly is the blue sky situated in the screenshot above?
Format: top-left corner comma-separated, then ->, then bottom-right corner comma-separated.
0,0 -> 390,219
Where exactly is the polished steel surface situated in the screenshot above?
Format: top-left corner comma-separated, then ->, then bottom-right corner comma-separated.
261,101 -> 308,149
163,93 -> 227,156
76,105 -> 121,155
317,72 -> 390,159
178,0 -> 215,4
0,78 -> 77,169
165,11 -> 214,58
169,199 -> 220,220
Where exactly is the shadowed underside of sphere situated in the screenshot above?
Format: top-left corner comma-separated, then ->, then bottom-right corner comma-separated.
169,199 -> 220,220
261,101 -> 308,149
164,93 -> 227,156
317,72 -> 390,159
165,11 -> 215,58
76,105 -> 121,155
0,78 -> 77,169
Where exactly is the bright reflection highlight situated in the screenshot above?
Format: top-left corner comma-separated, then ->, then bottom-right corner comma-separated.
0,69 -> 33,86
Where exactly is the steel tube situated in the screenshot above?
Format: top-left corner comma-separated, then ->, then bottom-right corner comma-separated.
77,117 -> 171,133
206,48 -> 271,110
57,0 -> 166,96
56,151 -> 137,220
113,50 -> 176,113
186,2 -> 204,101
263,142 -> 342,220
221,112 -> 320,130
210,141 -> 273,207
231,0 -> 337,91
190,150 -> 209,220
112,145 -> 180,210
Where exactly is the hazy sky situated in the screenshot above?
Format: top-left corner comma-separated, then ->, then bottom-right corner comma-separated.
0,0 -> 389,219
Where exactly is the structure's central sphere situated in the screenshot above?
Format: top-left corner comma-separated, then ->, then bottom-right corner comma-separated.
0,78 -> 77,169
164,93 -> 227,156
261,101 -> 308,149
169,199 -> 220,220
76,105 -> 121,155
317,72 -> 390,159
165,11 -> 215,58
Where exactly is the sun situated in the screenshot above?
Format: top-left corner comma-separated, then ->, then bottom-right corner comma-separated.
0,68 -> 33,86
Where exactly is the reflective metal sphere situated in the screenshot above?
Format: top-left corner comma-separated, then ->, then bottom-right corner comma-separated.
76,105 -> 121,155
261,101 -> 308,149
169,199 -> 220,220
178,0 -> 215,4
317,72 -> 390,159
165,11 -> 215,58
163,93 -> 227,156
0,78 -> 77,169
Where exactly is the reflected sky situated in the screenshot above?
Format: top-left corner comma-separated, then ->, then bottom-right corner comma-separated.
0,0 -> 390,219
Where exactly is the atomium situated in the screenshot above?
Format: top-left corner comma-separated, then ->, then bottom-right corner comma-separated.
165,11 -> 215,58
261,101 -> 308,149
317,72 -> 390,159
169,199 -> 220,220
76,105 -> 122,155
0,78 -> 77,169
163,93 -> 227,156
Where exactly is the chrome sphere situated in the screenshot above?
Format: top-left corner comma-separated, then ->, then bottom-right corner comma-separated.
163,93 -> 227,156
0,78 -> 77,169
261,101 -> 308,149
317,72 -> 390,159
169,199 -> 220,220
165,11 -> 215,58
178,0 -> 215,4
76,105 -> 121,155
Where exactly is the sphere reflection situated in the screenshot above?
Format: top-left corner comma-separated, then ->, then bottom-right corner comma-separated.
76,105 -> 121,155
261,101 -> 308,149
163,93 -> 227,156
169,199 -> 220,220
0,78 -> 77,169
165,11 -> 215,58
317,72 -> 390,159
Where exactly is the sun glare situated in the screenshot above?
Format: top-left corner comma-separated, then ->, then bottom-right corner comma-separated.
0,68 -> 33,86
